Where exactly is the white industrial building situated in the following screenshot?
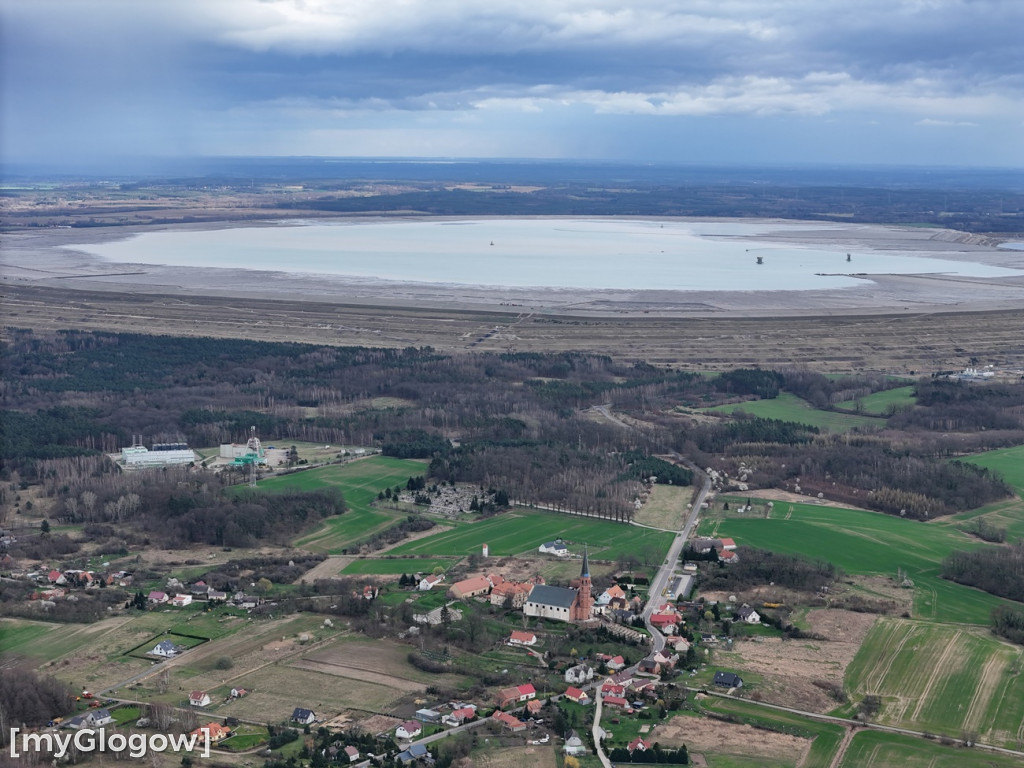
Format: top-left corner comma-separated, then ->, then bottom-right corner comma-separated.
121,443 -> 195,467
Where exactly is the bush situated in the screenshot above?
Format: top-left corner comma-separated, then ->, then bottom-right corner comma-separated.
215,657 -> 234,670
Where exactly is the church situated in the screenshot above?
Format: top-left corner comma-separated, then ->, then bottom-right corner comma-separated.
523,548 -> 593,623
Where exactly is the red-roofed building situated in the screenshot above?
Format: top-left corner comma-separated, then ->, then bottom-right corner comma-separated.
508,630 -> 537,646
447,575 -> 492,599
191,722 -> 231,742
565,687 -> 590,704
606,655 -> 625,671
601,683 -> 625,696
628,737 -> 651,753
603,695 -> 629,709
719,549 -> 739,564
497,683 -> 537,709
492,711 -> 526,732
719,537 -> 737,550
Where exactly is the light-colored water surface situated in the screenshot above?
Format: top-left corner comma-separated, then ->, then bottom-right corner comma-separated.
62,219 -> 1023,292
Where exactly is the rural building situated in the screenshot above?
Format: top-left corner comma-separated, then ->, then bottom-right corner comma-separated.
497,683 -> 536,709
719,549 -> 739,564
736,604 -> 761,624
122,443 -> 195,468
539,539 -> 569,556
150,640 -> 183,657
713,671 -> 744,688
719,537 -> 737,550
189,691 -> 211,707
564,687 -> 590,704
415,708 -> 442,724
447,575 -> 492,599
343,745 -> 359,762
628,737 -> 651,754
418,574 -> 444,591
86,709 -> 115,727
292,708 -> 316,725
563,730 -> 587,755
490,580 -> 534,608
230,688 -> 247,698
147,590 -> 169,604
603,695 -> 629,709
396,744 -> 430,764
395,720 -> 422,740
605,655 -> 625,671
492,711 -> 527,732
191,722 -> 231,742
508,630 -> 537,646
595,584 -> 626,606
171,594 -> 193,607
564,663 -> 594,684
442,707 -> 476,727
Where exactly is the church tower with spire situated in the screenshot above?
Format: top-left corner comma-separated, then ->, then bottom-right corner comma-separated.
571,546 -> 593,621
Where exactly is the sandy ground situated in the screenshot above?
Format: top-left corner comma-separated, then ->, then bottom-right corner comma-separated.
2,218 -> 1023,318
657,714 -> 811,765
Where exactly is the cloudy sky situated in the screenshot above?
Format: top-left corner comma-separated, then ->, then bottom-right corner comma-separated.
2,0 -> 1022,169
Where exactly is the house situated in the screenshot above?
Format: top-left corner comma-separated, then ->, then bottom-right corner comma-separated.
689,537 -> 721,554
652,650 -> 678,668
563,730 -> 587,756
442,707 -> 476,727
190,581 -> 210,595
418,574 -> 444,591
526,699 -> 543,716
564,663 -> 594,684
605,655 -> 625,671
86,709 -> 115,727
446,575 -> 492,600
719,549 -> 739,564
564,687 -> 590,704
395,720 -> 422,740
415,708 -> 442,724
638,658 -> 661,676
628,737 -> 651,754
736,604 -> 761,624
538,539 -> 569,557
508,630 -> 537,646
396,743 -> 430,764
171,594 -> 193,607
609,669 -> 635,687
150,640 -> 183,657
603,695 -> 629,710
713,671 -> 744,688
497,683 -> 536,709
595,584 -> 626,606
191,722 -> 231,742
189,691 -> 211,707
650,612 -> 678,630
230,687 -> 248,699
47,569 -> 62,583
719,537 -> 737,550
147,590 -> 169,604
492,711 -> 526,732
292,708 -> 316,725
343,745 -> 359,763
64,715 -> 88,730
601,683 -> 625,697
207,590 -> 228,601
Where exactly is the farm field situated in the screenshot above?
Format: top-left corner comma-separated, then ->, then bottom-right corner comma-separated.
696,696 -> 846,768
294,637 -> 469,691
701,392 -> 886,432
833,385 -> 916,415
656,713 -> 811,768
340,557 -> 456,575
699,500 -> 1016,624
282,456 -> 429,552
962,444 -> 1024,495
837,729 -> 1024,768
386,507 -> 674,564
632,483 -> 690,530
945,496 -> 1024,542
845,617 -> 1024,746
0,616 -> 135,666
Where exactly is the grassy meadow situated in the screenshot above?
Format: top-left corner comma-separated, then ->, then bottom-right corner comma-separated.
701,499 -> 1016,624
833,385 -> 916,415
701,392 -> 886,432
838,729 -> 1024,768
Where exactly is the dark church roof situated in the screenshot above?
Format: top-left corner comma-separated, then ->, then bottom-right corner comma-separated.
526,584 -> 577,609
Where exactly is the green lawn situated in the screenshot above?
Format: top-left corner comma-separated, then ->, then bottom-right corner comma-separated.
838,728 -> 1024,768
0,619 -> 110,664
845,618 -> 1024,746
833,385 -> 916,416
699,501 -> 1016,624
702,392 -> 886,432
273,456 -> 429,553
386,507 -> 674,564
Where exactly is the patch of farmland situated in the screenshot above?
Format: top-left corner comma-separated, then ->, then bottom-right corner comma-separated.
223,663 -> 406,722
632,483 -> 689,530
658,715 -> 810,767
470,745 -> 558,768
962,444 -> 1024,495
838,729 -> 1024,768
386,507 -> 673,564
340,557 -> 455,575
845,617 -> 1024,746
697,501 -> 1017,624
833,385 -> 915,415
297,638 -> 468,690
1,615 -> 136,667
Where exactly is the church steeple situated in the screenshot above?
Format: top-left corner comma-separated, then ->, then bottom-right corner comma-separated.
572,545 -> 593,622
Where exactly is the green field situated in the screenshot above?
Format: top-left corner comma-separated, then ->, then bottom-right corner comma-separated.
340,557 -> 455,575
702,392 -> 886,432
701,500 -> 1017,624
276,456 -> 429,552
386,507 -> 674,563
845,618 -> 1024,746
838,729 -> 1024,768
833,385 -> 916,416
962,444 -> 1024,495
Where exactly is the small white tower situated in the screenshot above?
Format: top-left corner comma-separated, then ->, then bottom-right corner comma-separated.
482,543 -> 489,558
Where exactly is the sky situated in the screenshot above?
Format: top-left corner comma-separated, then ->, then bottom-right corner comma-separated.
2,0 -> 1023,170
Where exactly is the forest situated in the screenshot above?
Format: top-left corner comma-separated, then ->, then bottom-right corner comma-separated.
2,329 -> 1022,544
942,542 -> 1024,603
